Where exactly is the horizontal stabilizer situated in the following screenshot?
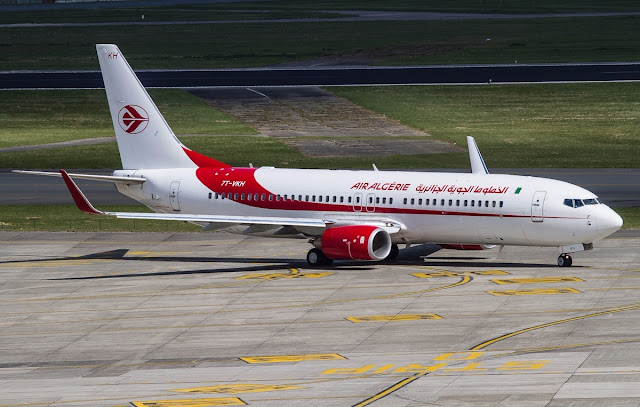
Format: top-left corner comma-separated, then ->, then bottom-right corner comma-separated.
13,170 -> 145,184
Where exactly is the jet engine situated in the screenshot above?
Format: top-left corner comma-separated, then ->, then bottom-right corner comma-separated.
319,225 -> 392,261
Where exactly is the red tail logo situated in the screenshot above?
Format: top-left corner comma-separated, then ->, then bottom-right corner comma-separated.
118,105 -> 149,134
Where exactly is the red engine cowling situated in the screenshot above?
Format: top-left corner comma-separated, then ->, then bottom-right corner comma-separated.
439,244 -> 496,250
320,225 -> 392,261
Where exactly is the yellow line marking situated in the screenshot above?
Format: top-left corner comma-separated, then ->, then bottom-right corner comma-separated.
352,374 -> 423,407
173,384 -> 303,394
488,287 -> 581,296
412,270 -> 509,278
491,277 -> 583,285
130,398 -> 245,406
471,303 -> 640,351
346,314 -> 443,323
235,271 -> 334,280
491,337 -> 640,356
241,353 -> 345,364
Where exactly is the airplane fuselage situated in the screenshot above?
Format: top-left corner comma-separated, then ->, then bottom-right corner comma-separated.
113,167 -> 621,248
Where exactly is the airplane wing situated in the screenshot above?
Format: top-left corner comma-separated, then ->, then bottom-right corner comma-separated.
13,170 -> 146,184
59,170 -> 402,233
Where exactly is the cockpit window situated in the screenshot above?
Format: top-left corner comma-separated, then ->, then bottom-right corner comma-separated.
564,197 -> 601,208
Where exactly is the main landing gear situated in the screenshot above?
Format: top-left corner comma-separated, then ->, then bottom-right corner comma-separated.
306,248 -> 333,267
557,254 -> 573,267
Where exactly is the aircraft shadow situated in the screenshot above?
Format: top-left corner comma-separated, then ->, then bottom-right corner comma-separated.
2,245 -> 562,281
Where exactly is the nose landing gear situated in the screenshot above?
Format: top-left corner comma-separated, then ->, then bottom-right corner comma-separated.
557,254 -> 573,267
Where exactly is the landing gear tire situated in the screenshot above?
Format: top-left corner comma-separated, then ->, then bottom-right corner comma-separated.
557,254 -> 573,267
307,248 -> 333,267
385,244 -> 399,261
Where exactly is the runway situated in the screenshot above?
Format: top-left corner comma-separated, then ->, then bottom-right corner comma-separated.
0,231 -> 639,406
2,62 -> 640,89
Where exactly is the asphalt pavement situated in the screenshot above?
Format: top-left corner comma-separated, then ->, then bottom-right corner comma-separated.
2,63 -> 640,89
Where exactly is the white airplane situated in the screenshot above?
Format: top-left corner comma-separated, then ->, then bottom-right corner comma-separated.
16,44 -> 623,267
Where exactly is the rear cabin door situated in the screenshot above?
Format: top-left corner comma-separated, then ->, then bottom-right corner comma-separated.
170,181 -> 181,211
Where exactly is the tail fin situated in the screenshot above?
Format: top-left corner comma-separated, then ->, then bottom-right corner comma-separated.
96,44 -> 227,170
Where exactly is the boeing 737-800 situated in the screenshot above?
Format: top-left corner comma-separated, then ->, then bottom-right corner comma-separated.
16,44 -> 623,267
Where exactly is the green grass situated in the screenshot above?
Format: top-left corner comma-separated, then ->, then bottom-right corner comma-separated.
2,16 -> 640,69
2,82 -> 639,169
0,89 -> 256,148
0,205 -> 200,232
330,83 -> 640,168
0,204 -> 636,232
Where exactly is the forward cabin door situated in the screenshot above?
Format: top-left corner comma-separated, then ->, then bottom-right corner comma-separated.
170,181 -> 181,211
531,191 -> 546,222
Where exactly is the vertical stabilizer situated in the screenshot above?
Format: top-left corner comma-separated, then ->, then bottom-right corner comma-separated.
467,136 -> 489,174
96,44 -> 221,170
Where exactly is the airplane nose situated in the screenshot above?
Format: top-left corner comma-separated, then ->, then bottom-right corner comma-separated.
597,207 -> 623,236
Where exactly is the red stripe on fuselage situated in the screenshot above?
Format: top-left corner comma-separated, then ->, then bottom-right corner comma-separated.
193,167 -> 584,221
183,147 -> 229,168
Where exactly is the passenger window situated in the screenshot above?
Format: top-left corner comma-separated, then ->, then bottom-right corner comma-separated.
333,196 -> 337,203
464,200 -> 468,207
376,197 -> 380,204
456,200 -> 460,206
389,198 -> 393,204
247,194 -> 251,201
312,195 -> 316,202
492,201 -> 496,207
319,196 -> 323,202
403,198 -> 408,205
410,198 -> 415,205
441,199 -> 445,206
448,199 -> 453,206
340,196 -> 344,203
432,199 -> 436,206
234,193 -> 239,200
382,197 -> 386,204
500,201 -> 503,208
208,192 -> 212,199
348,196 -> 352,203
471,200 -> 475,207
418,199 -> 422,205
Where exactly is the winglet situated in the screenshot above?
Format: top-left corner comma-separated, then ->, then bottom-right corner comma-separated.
467,136 -> 489,174
59,170 -> 104,215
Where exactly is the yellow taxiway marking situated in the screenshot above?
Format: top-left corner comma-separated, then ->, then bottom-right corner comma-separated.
130,398 -> 245,406
346,314 -> 443,323
471,302 -> 640,351
488,287 -> 581,296
491,276 -> 584,285
235,271 -> 334,281
412,270 -> 509,278
173,383 -> 303,394
241,353 -> 345,364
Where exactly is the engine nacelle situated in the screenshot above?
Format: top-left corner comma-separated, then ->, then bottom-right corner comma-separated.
319,225 -> 392,261
439,244 -> 496,250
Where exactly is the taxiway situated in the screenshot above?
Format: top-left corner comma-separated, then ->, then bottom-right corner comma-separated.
0,231 -> 638,406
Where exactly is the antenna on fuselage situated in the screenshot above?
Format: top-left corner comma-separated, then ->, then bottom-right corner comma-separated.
467,136 -> 489,175
372,164 -> 379,171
